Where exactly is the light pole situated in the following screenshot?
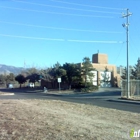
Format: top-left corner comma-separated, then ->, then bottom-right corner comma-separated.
122,9 -> 132,98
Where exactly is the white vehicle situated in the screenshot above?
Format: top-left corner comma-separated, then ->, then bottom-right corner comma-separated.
27,83 -> 34,88
7,83 -> 14,89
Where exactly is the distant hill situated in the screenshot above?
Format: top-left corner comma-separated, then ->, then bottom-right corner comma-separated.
0,64 -> 24,75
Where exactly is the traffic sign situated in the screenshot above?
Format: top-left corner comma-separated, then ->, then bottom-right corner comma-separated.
58,78 -> 61,83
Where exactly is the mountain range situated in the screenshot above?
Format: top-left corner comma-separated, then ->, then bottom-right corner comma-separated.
0,64 -> 24,75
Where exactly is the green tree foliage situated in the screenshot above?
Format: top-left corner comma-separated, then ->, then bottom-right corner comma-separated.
26,73 -> 41,83
39,68 -> 52,82
121,67 -> 127,79
62,63 -> 81,89
105,66 -> 109,72
131,58 -> 140,79
26,67 -> 39,75
0,74 -> 6,84
49,62 -> 66,82
25,67 -> 40,84
5,73 -> 15,84
15,74 -> 26,88
101,67 -> 110,82
81,57 -> 95,87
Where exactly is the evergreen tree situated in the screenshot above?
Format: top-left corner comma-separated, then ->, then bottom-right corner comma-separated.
62,63 -> 81,89
0,74 -> 6,85
48,62 -> 66,88
81,57 -> 95,87
121,67 -> 127,79
131,58 -> 140,79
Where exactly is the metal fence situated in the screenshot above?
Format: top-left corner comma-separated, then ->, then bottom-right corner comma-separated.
121,80 -> 140,98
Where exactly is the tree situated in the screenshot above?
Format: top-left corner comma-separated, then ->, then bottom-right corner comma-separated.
39,68 -> 52,82
25,67 -> 40,85
26,73 -> 41,83
49,62 -> 66,81
48,62 -> 66,88
15,74 -> 26,88
0,74 -> 6,85
131,58 -> 140,79
81,57 -> 95,87
62,63 -> 81,89
121,67 -> 127,80
101,66 -> 110,82
26,67 -> 39,75
121,66 -> 135,80
100,67 -> 112,87
5,73 -> 15,84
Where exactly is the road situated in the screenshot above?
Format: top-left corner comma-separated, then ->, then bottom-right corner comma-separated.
0,88 -> 140,113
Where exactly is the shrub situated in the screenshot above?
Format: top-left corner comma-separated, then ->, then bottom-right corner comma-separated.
72,82 -> 98,92
71,83 -> 85,89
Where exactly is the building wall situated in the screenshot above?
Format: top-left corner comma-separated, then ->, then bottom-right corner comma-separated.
91,53 -> 120,87
92,63 -> 118,86
92,53 -> 108,64
80,62 -> 119,87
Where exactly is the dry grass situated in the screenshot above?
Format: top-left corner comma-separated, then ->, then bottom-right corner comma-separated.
0,99 -> 140,140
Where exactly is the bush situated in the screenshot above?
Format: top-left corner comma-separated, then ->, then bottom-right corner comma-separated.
72,83 -> 98,92
81,86 -> 98,92
71,83 -> 85,89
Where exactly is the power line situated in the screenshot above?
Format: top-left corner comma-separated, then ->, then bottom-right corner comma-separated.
0,21 -> 123,34
0,34 -> 65,41
50,0 -> 123,11
0,34 -> 124,44
12,0 -> 121,15
114,42 -> 125,64
0,6 -> 115,18
68,39 -> 124,44
129,36 -> 139,57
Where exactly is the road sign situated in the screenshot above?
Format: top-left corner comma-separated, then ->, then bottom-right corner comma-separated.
58,78 -> 61,83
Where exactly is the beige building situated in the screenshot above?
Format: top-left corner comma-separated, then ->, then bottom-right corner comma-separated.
82,53 -> 120,87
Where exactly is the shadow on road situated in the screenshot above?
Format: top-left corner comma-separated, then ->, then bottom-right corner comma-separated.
0,87 -> 121,98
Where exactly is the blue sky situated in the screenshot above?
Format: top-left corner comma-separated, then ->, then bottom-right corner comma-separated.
0,0 -> 140,68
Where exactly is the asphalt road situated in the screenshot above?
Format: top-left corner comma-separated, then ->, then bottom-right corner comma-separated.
0,88 -> 140,113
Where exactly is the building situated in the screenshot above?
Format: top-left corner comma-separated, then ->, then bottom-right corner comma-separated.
81,53 -> 120,87
41,53 -> 121,89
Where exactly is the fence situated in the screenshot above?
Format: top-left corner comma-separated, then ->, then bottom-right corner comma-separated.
121,80 -> 140,98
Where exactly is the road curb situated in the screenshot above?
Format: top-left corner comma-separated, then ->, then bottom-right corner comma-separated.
0,93 -> 15,96
107,99 -> 140,105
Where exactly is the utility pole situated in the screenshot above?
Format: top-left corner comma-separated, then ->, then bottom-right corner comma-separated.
122,9 -> 132,98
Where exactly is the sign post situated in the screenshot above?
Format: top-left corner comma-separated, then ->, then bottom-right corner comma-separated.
57,78 -> 61,91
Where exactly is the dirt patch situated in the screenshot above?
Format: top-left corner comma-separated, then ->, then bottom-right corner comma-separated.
0,99 -> 139,140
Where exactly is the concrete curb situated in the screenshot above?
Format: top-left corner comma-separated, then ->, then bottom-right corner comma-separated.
107,99 -> 140,105
0,93 -> 15,96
